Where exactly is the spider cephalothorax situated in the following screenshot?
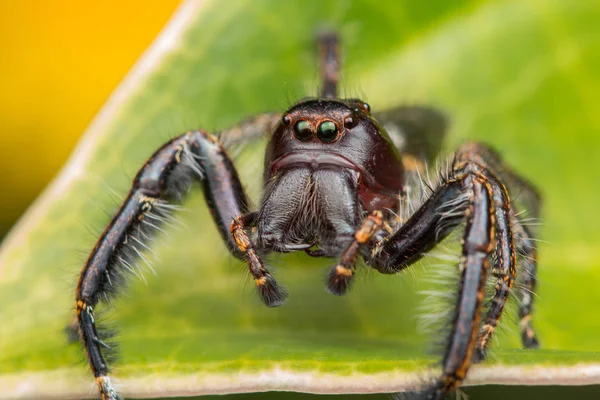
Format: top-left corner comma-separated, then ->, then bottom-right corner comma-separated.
74,32 -> 541,400
256,98 -> 403,258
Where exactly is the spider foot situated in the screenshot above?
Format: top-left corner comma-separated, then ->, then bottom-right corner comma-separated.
96,376 -> 121,400
256,274 -> 288,307
64,318 -> 79,344
410,383 -> 448,400
520,315 -> 540,349
392,381 -> 452,400
522,331 -> 540,349
473,347 -> 487,364
326,264 -> 353,296
326,211 -> 383,296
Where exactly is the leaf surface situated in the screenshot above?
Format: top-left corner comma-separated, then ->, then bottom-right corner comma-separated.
1,0 -> 599,398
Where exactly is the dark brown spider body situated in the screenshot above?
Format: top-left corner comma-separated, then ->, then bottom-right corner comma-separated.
258,98 -> 404,256
73,32 -> 542,400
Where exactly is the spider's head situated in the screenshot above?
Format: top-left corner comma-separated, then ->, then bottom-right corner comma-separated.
263,98 -> 404,196
278,98 -> 372,145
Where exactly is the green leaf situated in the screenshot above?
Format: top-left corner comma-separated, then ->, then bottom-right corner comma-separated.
1,0 -> 599,398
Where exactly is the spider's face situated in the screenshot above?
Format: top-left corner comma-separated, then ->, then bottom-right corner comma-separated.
275,99 -> 370,145
280,98 -> 371,145
263,98 -> 405,198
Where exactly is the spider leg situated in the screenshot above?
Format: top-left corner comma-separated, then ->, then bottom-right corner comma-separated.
318,31 -> 340,99
374,105 -> 448,164
498,163 -> 541,349
457,143 -> 541,231
473,173 -> 516,363
369,177 -> 467,274
327,210 -> 385,295
432,175 -> 495,399
75,131 -> 254,399
448,159 -> 518,363
218,112 -> 280,150
370,162 -> 502,399
455,143 -> 541,352
513,218 -> 540,348
230,215 -> 287,307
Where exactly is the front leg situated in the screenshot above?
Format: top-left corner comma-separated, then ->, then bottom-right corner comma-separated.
371,166 -> 499,399
75,130 -> 255,400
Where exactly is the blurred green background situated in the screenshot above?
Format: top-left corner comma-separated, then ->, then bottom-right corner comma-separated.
1,1 -> 599,399
0,1 -> 180,237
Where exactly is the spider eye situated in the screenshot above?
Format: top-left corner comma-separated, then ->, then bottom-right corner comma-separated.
282,114 -> 292,126
343,116 -> 357,129
317,121 -> 338,143
293,120 -> 312,141
362,102 -> 371,112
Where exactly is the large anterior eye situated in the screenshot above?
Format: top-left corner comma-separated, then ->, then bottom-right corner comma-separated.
293,120 -> 312,141
317,121 -> 338,143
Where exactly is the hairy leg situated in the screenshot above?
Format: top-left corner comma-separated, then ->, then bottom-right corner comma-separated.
76,131 -> 252,399
513,218 -> 540,348
451,149 -> 519,362
456,143 -> 541,351
455,143 -> 541,227
370,147 -> 534,399
431,175 -> 494,398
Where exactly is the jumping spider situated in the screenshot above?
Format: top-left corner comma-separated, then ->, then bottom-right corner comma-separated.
74,32 -> 541,399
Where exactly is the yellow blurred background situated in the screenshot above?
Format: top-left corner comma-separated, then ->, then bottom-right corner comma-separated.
0,1 -> 180,236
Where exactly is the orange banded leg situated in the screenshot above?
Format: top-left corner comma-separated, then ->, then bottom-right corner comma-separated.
76,298 -> 119,400
513,220 -> 540,348
474,170 -> 517,362
230,215 -> 287,307
375,173 -> 495,400
455,144 -> 539,358
370,146 -> 529,399
425,175 -> 495,399
327,210 -> 384,295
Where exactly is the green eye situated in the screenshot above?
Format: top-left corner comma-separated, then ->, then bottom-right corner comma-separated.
317,121 -> 338,143
293,120 -> 312,141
